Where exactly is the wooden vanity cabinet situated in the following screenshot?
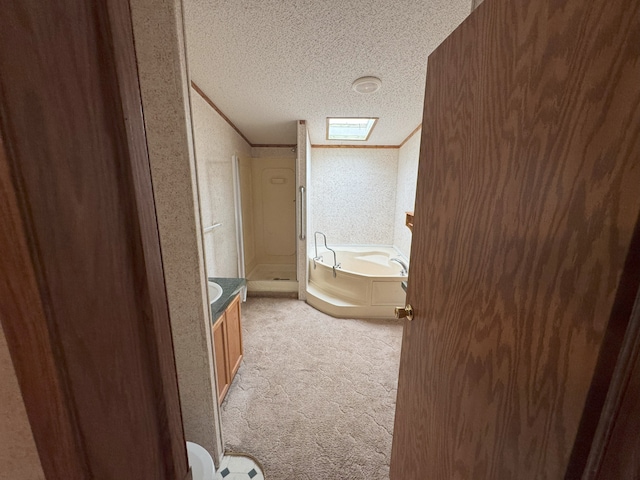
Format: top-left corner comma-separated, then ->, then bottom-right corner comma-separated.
212,294 -> 243,404
225,295 -> 243,378
212,316 -> 230,402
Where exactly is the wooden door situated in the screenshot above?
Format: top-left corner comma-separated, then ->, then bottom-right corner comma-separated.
0,1 -> 190,479
390,0 -> 640,478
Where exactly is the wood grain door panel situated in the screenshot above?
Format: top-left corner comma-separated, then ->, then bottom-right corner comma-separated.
213,317 -> 230,403
391,0 -> 640,478
226,296 -> 244,378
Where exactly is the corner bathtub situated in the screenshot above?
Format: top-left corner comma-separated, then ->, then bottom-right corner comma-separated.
306,245 -> 407,319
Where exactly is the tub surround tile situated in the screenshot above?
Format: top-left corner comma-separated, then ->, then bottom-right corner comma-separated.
310,148 -> 398,246
392,129 -> 420,259
191,89 -> 252,279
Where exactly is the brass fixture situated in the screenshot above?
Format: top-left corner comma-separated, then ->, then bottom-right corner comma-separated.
395,304 -> 414,321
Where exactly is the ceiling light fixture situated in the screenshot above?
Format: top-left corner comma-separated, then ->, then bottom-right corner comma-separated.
352,76 -> 382,94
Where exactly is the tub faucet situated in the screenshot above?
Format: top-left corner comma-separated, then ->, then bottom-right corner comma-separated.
390,257 -> 409,275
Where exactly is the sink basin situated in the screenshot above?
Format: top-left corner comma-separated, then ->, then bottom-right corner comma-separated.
208,281 -> 223,304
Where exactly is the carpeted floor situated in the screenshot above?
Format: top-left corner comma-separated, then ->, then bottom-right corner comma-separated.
220,297 -> 404,480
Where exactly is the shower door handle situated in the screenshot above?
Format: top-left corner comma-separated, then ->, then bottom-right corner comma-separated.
299,186 -> 306,240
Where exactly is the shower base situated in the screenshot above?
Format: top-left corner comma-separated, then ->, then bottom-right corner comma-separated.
247,264 -> 298,294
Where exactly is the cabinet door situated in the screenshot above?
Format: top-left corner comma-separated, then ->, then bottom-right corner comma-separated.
212,316 -> 229,403
226,295 -> 243,378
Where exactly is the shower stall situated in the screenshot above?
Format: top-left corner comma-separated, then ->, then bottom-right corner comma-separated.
233,122 -> 311,298
235,154 -> 298,295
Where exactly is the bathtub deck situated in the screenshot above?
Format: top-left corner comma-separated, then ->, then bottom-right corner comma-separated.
307,245 -> 407,319
306,283 -> 403,319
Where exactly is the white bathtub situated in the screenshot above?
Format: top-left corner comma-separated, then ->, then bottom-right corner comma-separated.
306,245 -> 407,319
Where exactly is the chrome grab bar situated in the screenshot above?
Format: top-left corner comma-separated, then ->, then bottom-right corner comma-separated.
313,231 -> 340,276
298,186 -> 306,240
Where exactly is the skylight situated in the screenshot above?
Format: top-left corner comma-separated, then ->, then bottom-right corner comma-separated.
326,117 -> 378,141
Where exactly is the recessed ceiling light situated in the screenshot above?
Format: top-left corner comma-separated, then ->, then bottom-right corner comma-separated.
326,117 -> 378,141
352,76 -> 382,94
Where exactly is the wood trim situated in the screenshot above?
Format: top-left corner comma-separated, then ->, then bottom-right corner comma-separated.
190,85 -> 423,150
0,122 -> 88,479
593,301 -> 640,478
311,144 -> 398,149
0,0 -> 188,478
311,126 -> 422,149
191,82 -> 300,150
190,81 -> 253,146
399,124 -> 422,148
567,217 -> 640,478
587,285 -> 640,478
108,0 -> 188,473
252,144 -> 297,148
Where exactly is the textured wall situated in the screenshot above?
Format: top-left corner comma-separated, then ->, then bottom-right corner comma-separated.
191,90 -> 252,277
129,0 -> 223,464
310,148 -> 399,245
0,325 -> 44,480
252,146 -> 297,159
393,130 -> 421,259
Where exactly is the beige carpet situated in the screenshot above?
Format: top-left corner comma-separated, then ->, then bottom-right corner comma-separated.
221,297 -> 403,480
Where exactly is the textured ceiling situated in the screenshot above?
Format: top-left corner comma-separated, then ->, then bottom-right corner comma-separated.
184,0 -> 472,146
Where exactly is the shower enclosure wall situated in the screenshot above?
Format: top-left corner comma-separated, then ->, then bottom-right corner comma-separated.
238,155 -> 298,294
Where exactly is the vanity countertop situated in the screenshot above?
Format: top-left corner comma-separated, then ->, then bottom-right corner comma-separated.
208,277 -> 246,321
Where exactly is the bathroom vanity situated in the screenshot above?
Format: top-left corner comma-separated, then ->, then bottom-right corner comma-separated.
209,278 -> 246,404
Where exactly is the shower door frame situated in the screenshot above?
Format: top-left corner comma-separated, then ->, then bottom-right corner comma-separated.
296,120 -> 310,300
232,154 -> 248,301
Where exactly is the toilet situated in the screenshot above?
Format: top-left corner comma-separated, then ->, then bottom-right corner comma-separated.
186,442 -> 215,480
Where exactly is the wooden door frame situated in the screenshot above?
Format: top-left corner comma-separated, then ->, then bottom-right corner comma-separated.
0,1 -> 191,478
578,245 -> 640,478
